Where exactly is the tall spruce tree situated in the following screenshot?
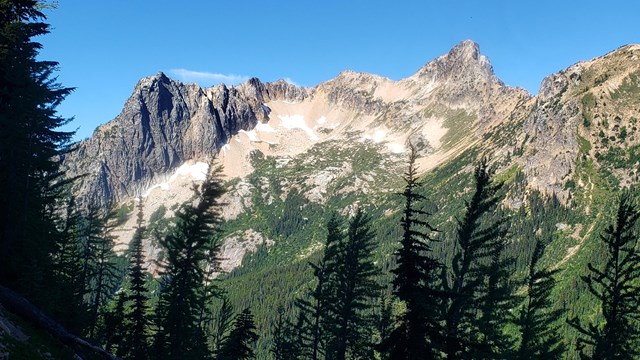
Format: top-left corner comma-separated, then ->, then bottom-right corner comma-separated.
326,209 -> 381,360
443,159 -> 512,359
515,239 -> 565,360
0,0 -> 74,292
475,245 -> 518,359
375,293 -> 395,360
104,290 -> 127,355
121,200 -> 151,360
382,144 -> 443,360
296,212 -> 343,359
50,198 -> 120,339
81,204 -> 119,339
50,196 -> 89,333
211,296 -> 235,356
154,163 -> 226,360
568,192 -> 640,360
217,308 -> 259,360
270,306 -> 302,360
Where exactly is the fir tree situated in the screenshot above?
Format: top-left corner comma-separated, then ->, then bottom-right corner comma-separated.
49,198 -> 120,339
122,200 -> 151,360
50,196 -> 89,333
270,306 -> 302,360
515,239 -> 565,360
211,296 -> 235,356
217,308 -> 259,360
475,246 -> 518,359
81,204 -> 119,339
296,212 -> 343,359
375,293 -> 395,360
104,290 -> 127,355
443,159 -> 512,359
153,163 -> 226,360
326,209 -> 381,360
568,192 -> 640,359
0,0 -> 74,292
292,308 -> 312,359
382,144 -> 444,360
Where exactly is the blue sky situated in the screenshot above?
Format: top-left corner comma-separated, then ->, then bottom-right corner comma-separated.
40,1 -> 640,141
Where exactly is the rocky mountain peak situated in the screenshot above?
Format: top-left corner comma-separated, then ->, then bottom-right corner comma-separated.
449,39 -> 482,62
62,41 -> 640,216
134,71 -> 173,91
412,39 -> 498,86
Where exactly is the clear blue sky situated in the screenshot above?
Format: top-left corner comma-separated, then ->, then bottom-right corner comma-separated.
39,0 -> 640,141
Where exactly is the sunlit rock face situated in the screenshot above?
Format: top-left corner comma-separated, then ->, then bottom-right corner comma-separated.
61,41 -> 640,271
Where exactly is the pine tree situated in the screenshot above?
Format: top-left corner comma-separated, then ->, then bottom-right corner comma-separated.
104,290 -> 127,355
270,306 -> 302,360
49,198 -> 120,339
154,163 -> 226,360
211,296 -> 235,356
296,212 -> 343,359
515,239 -> 565,360
443,159 -> 512,359
382,144 -> 444,360
218,308 -> 259,360
568,192 -> 640,360
50,196 -> 89,333
375,293 -> 395,360
81,204 -> 119,339
475,246 -> 518,359
121,199 -> 151,360
326,209 -> 381,360
0,0 -> 74,292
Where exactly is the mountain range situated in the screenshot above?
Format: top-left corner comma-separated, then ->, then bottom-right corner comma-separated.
59,40 -> 640,354
62,38 -> 639,252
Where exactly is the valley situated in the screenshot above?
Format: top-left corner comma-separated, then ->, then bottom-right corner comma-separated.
55,40 -> 640,357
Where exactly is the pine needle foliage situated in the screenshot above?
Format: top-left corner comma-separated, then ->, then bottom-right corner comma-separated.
568,192 -> 640,360
383,144 -> 444,359
153,163 -> 226,360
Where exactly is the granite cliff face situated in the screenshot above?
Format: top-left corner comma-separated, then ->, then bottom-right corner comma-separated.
62,40 -> 640,220
62,73 -> 308,208
519,44 -> 640,199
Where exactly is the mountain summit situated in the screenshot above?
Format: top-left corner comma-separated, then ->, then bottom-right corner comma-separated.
57,41 -> 640,357
62,41 -> 640,219
413,40 -> 496,83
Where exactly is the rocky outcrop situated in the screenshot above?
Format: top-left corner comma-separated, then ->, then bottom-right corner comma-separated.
61,74 -> 309,208
62,40 -> 640,210
522,72 -> 580,199
405,40 -> 532,130
521,43 -> 640,198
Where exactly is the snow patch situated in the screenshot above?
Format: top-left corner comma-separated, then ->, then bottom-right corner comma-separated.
255,122 -> 277,133
278,114 -> 319,141
142,161 -> 208,197
175,161 -> 208,181
362,129 -> 386,143
387,143 -> 405,154
238,129 -> 259,142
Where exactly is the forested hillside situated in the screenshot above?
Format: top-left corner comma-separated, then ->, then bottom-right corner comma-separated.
2,2 -> 640,360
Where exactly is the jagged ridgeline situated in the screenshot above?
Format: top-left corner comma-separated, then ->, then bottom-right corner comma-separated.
61,41 -> 640,357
